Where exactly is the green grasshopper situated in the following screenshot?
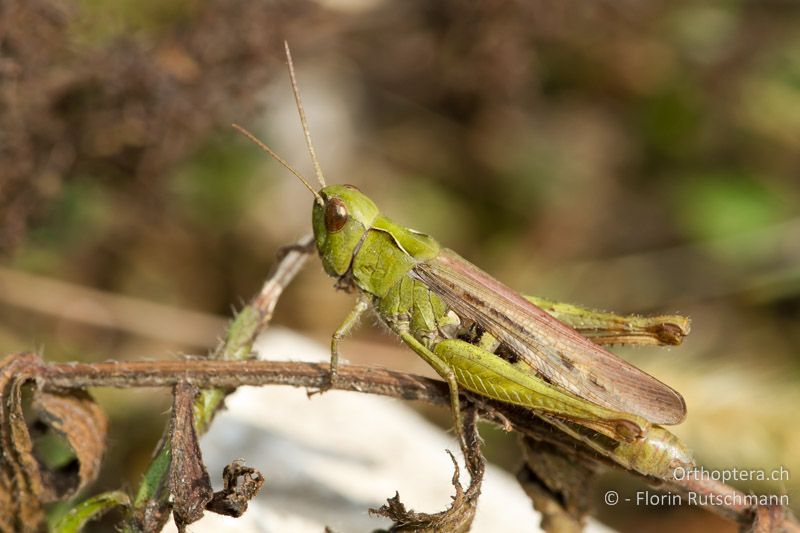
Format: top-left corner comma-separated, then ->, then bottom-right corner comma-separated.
234,42 -> 690,471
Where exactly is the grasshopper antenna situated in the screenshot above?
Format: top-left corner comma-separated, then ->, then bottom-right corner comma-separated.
284,41 -> 327,189
232,123 -> 324,205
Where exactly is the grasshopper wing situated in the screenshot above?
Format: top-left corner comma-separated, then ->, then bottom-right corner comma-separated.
413,249 -> 686,425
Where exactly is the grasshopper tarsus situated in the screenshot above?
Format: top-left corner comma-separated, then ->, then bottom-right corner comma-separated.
649,321 -> 691,346
303,364 -> 337,398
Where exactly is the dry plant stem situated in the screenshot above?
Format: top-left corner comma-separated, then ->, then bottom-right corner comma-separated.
0,266 -> 226,347
33,358 -> 797,531
39,360 -> 443,401
126,233 -> 314,531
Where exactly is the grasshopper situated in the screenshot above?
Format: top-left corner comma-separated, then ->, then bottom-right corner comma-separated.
235,43 -> 690,469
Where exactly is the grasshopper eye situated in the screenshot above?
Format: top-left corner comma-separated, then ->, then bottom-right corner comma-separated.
325,198 -> 349,233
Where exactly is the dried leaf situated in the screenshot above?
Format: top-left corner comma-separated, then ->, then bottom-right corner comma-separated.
371,407 -> 484,532
517,465 -> 586,533
0,353 -> 108,532
1,353 -> 45,531
518,435 -> 596,530
169,382 -> 213,531
206,460 -> 265,518
33,389 -> 108,501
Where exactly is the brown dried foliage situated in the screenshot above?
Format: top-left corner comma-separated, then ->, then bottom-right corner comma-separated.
169,382 -> 213,531
517,437 -> 597,533
0,353 -> 267,532
205,461 -> 265,519
371,407 -> 485,532
0,0 -> 313,254
167,382 -> 264,532
0,353 -> 107,531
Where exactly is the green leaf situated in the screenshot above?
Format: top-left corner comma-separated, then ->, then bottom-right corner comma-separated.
52,491 -> 130,533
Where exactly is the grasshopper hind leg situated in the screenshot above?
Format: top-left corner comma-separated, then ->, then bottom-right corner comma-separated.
433,338 -> 650,443
396,331 -> 470,456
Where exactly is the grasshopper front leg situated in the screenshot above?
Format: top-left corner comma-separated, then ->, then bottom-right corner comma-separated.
329,293 -> 371,387
525,295 -> 691,347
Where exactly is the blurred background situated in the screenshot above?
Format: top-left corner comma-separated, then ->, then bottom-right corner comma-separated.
1,0 -> 799,531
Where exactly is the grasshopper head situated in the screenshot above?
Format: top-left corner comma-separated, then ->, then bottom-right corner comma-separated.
313,184 -> 379,277
233,47 -> 380,279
